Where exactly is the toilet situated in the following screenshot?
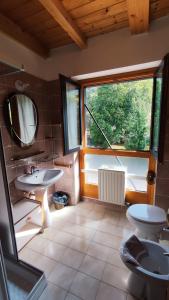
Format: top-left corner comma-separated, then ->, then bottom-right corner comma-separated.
126,204 -> 167,242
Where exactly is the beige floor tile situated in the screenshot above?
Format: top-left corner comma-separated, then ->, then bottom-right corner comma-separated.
68,214 -> 89,226
69,214 -> 101,230
98,221 -> 118,235
51,217 -> 67,229
65,293 -> 82,300
87,242 -> 111,261
42,240 -> 66,261
101,217 -> 119,226
102,263 -> 130,291
26,235 -> 48,253
93,204 -> 106,213
33,254 -> 57,278
98,222 -> 133,239
111,225 -> 134,240
70,236 -> 90,253
48,262 -> 77,290
70,271 -> 99,300
79,255 -> 105,280
51,206 -> 75,220
93,231 -> 122,249
39,282 -> 67,300
106,248 -> 125,268
103,210 -> 121,225
96,282 -> 126,300
19,201 -> 134,299
88,210 -> 105,221
61,248 -> 84,269
63,224 -> 95,240
42,226 -> 73,246
55,214 -> 76,224
52,230 -> 73,246
83,218 -> 101,229
19,247 -> 39,266
77,201 -> 94,211
118,216 -> 132,228
41,227 -> 56,240
74,206 -> 91,217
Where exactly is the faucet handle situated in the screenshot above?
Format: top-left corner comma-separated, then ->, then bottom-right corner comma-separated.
31,165 -> 36,173
31,165 -> 39,174
25,165 -> 38,175
25,165 -> 32,175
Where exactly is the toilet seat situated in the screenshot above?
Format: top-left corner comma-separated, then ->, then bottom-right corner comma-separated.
127,204 -> 166,224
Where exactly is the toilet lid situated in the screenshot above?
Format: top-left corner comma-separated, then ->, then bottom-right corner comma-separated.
127,204 -> 167,224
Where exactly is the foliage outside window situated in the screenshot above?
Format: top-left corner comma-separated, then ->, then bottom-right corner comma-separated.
152,77 -> 162,152
85,79 -> 153,151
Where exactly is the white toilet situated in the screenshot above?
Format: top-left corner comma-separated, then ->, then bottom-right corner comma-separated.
126,204 -> 167,242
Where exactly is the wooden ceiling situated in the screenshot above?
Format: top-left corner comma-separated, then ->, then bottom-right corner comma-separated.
0,0 -> 168,57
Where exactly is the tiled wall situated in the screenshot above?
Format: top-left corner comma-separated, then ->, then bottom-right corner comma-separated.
0,68 -> 79,207
155,83 -> 169,212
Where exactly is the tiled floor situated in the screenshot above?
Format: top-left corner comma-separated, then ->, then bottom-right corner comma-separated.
19,201 -> 136,300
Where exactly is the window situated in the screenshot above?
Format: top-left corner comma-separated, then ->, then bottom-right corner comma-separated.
84,154 -> 148,192
60,74 -> 81,154
85,78 -> 153,151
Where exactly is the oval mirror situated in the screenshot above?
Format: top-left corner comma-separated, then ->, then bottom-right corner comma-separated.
4,93 -> 38,147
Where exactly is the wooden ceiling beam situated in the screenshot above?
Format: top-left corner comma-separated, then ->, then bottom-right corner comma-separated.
0,12 -> 49,58
39,0 -> 87,49
127,0 -> 150,34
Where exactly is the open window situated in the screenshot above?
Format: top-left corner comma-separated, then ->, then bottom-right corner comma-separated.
150,53 -> 169,163
60,60 -> 169,204
79,69 -> 158,205
82,76 -> 154,198
60,74 -> 82,155
85,78 -> 153,151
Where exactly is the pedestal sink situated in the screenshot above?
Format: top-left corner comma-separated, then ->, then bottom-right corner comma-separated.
15,169 -> 64,228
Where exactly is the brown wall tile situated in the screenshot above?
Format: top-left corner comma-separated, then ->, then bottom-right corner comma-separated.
0,72 -> 78,206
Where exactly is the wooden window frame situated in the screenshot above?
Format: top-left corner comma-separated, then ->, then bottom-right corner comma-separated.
80,68 -> 157,205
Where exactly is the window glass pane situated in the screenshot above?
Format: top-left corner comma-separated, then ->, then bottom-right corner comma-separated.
66,82 -> 80,149
85,79 -> 153,151
84,154 -> 148,192
152,71 -> 163,152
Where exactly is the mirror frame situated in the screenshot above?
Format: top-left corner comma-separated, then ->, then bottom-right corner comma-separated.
3,92 -> 39,148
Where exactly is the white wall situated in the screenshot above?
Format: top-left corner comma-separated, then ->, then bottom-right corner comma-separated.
46,16 -> 169,80
0,16 -> 169,80
0,32 -> 47,80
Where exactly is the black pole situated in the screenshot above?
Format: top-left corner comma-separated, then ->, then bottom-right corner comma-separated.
84,103 -> 113,150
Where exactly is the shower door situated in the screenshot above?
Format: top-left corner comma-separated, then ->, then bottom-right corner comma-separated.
0,243 -> 10,300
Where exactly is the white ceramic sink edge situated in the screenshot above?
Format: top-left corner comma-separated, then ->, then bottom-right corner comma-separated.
15,168 -> 64,192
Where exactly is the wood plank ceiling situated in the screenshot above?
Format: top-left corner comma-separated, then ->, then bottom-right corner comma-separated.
0,0 -> 168,57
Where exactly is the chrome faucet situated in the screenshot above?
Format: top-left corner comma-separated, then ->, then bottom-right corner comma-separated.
30,166 -> 39,174
25,165 -> 39,175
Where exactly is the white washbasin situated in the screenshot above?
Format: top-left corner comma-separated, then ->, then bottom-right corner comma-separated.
15,168 -> 64,192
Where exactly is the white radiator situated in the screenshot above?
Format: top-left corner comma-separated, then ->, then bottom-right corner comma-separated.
98,168 -> 126,205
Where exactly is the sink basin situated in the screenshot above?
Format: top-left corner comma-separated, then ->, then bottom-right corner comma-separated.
15,168 -> 64,192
